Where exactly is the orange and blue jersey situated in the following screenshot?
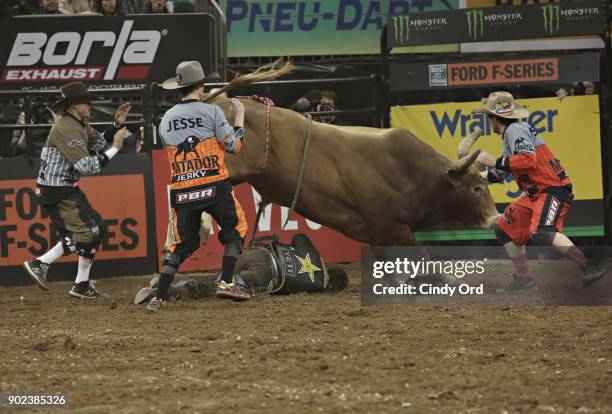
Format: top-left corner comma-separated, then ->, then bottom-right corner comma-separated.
487,121 -> 572,197
159,99 -> 244,207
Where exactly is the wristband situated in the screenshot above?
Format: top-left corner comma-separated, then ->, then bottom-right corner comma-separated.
104,147 -> 119,160
495,156 -> 510,171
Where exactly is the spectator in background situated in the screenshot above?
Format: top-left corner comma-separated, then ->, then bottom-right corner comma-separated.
571,82 -> 586,96
58,0 -> 88,13
121,0 -> 143,14
147,0 -> 168,13
555,87 -> 569,101
583,81 -> 596,96
292,89 -> 350,126
0,104 -> 19,158
119,126 -> 144,153
7,0 -> 39,15
172,0 -> 191,12
91,0 -> 121,15
32,0 -> 63,14
121,0 -> 145,13
10,102 -> 55,158
206,72 -> 222,83
318,90 -> 339,124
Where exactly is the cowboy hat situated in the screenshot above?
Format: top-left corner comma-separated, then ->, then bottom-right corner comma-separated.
50,81 -> 103,112
472,91 -> 529,119
162,61 -> 206,90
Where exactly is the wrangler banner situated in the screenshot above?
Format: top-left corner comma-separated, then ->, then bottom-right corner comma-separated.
391,95 -> 604,238
219,0 -> 459,57
0,15 -> 213,89
390,52 -> 599,91
387,0 -> 605,48
0,155 -> 157,285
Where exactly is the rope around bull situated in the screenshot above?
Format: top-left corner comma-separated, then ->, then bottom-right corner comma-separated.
239,95 -> 274,176
241,95 -> 313,246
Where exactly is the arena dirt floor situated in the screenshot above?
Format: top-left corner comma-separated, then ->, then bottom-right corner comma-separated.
1,260 -> 611,414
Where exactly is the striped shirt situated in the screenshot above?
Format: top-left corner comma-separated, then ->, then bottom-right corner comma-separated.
37,114 -> 112,187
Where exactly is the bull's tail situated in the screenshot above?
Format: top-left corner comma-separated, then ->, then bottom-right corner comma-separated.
203,58 -> 293,103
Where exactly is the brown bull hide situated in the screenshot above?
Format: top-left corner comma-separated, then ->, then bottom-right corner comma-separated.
214,97 -> 497,245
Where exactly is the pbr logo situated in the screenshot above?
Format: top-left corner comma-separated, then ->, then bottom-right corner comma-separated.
465,9 -> 484,40
544,197 -> 560,226
541,4 -> 560,35
176,187 -> 215,204
3,20 -> 163,83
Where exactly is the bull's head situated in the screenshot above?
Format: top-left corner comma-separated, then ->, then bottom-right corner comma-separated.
443,129 -> 498,229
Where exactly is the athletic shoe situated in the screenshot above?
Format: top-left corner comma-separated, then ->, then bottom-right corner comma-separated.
216,281 -> 251,301
69,280 -> 103,299
23,259 -> 50,291
135,287 -> 156,305
149,276 -> 160,289
509,274 -> 537,290
581,262 -> 607,286
146,297 -> 164,313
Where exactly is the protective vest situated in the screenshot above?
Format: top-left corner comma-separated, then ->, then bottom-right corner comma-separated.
268,234 -> 328,295
159,100 -> 235,206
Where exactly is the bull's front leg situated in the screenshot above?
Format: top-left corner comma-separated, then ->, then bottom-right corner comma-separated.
371,224 -> 417,246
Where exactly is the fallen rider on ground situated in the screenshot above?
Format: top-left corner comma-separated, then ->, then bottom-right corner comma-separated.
136,233 -> 349,306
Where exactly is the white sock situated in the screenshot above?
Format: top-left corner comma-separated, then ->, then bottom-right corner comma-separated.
75,256 -> 93,283
37,242 -> 64,264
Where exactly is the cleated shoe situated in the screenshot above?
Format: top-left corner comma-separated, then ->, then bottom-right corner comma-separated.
23,259 -> 50,291
69,280 -> 103,299
146,297 -> 164,313
509,274 -> 538,291
581,262 -> 608,286
215,281 -> 251,302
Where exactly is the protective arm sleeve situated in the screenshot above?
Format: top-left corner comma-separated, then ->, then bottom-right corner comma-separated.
486,168 -> 510,184
222,127 -> 245,154
213,105 -> 244,153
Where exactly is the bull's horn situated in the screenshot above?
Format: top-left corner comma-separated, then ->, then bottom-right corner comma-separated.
449,150 -> 481,176
457,129 -> 484,158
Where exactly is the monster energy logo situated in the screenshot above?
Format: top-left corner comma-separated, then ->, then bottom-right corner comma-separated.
465,10 -> 484,40
392,15 -> 410,44
541,4 -> 560,35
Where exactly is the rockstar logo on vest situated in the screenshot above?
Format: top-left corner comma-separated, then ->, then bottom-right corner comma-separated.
296,253 -> 321,283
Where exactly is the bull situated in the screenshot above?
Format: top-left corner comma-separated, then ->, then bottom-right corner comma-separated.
202,60 -> 498,245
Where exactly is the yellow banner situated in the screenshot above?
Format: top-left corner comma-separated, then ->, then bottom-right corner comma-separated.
391,95 -> 602,203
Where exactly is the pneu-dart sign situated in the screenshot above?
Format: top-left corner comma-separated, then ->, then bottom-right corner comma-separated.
0,14 -> 213,89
